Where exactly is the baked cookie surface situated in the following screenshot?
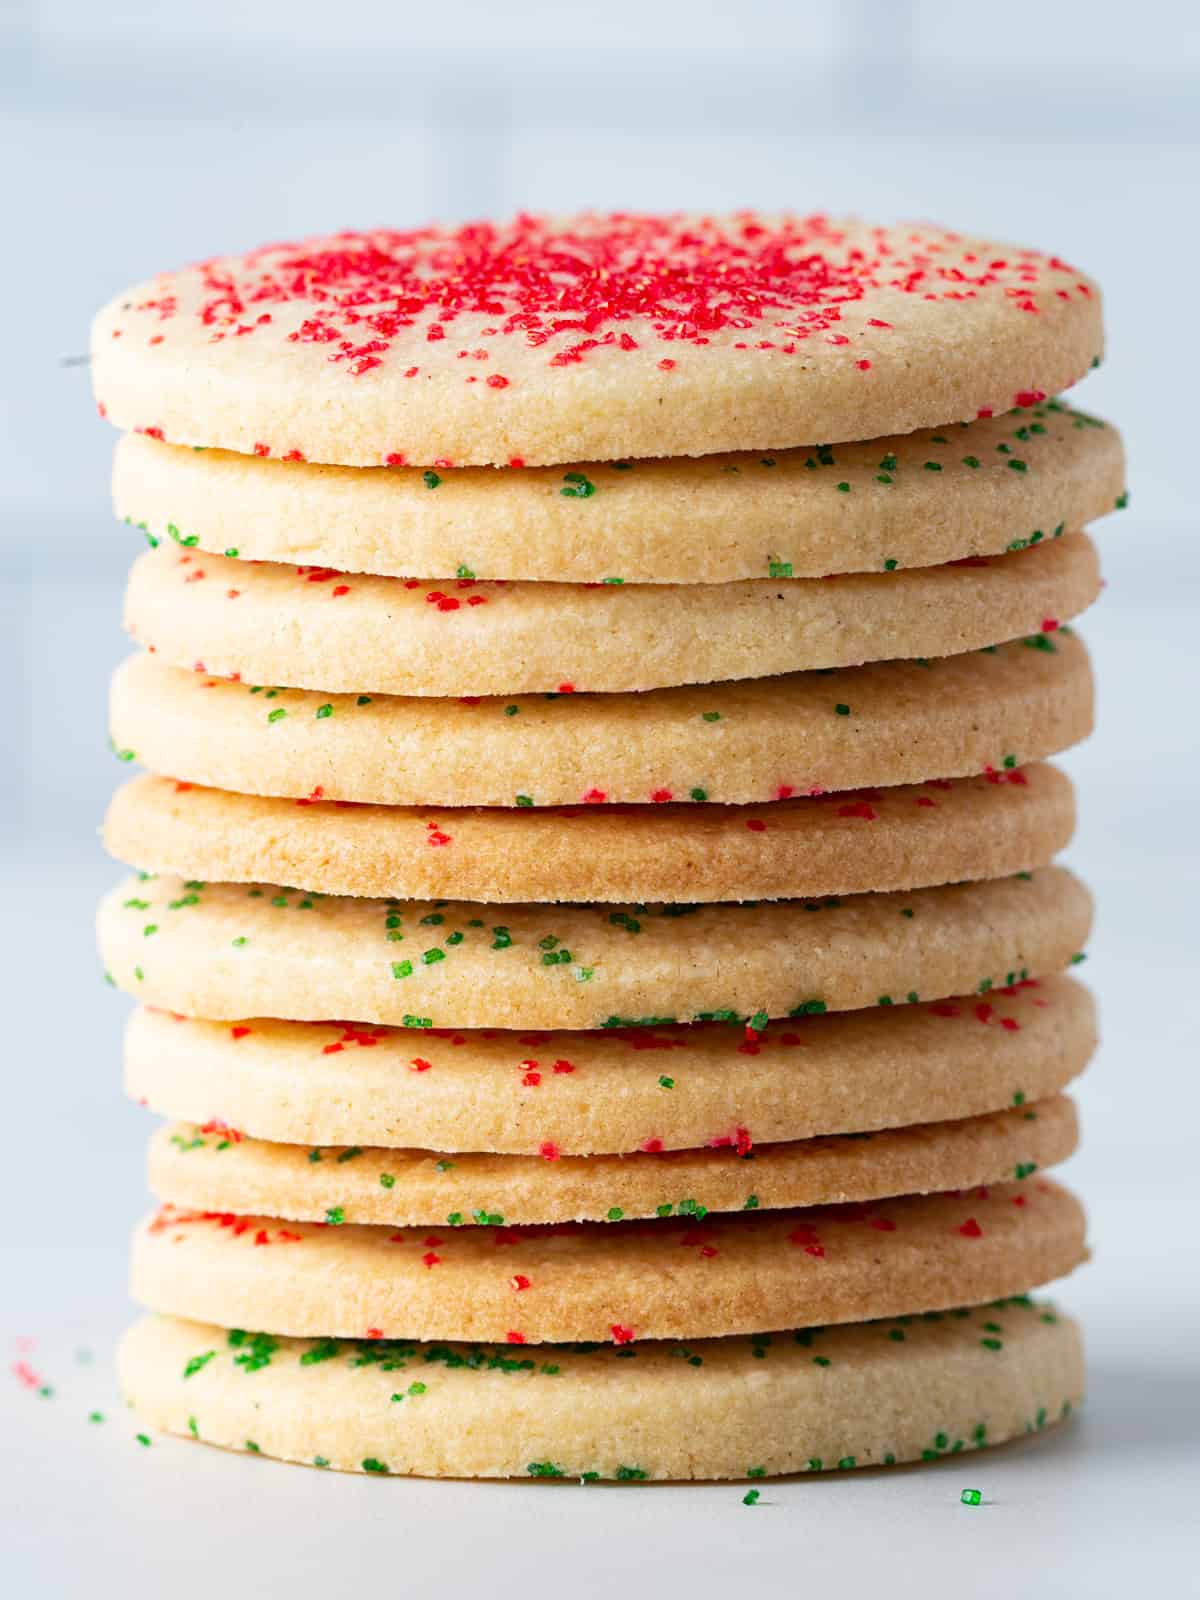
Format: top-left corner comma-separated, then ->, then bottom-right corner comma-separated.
112,402 -> 1124,584
109,631 -> 1094,807
148,1096 -> 1078,1226
99,867 -> 1092,1031
130,1178 -> 1087,1343
122,532 -> 1101,695
119,1298 -> 1083,1478
92,215 -> 1104,467
104,764 -> 1075,905
124,975 -> 1095,1155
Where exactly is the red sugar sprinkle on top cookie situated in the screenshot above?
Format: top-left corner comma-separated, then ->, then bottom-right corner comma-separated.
92,213 -> 1104,467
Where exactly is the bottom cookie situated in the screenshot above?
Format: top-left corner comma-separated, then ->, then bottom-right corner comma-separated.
119,1299 -> 1082,1479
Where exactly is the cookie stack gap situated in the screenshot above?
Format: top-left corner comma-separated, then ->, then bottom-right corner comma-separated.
93,213 -> 1123,1480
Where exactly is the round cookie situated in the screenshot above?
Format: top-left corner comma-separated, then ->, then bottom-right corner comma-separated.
104,765 -> 1075,905
112,401 -> 1124,584
91,214 -> 1103,468
130,1178 -> 1087,1344
124,975 -> 1096,1155
123,533 -> 1101,696
109,632 -> 1094,808
147,1096 -> 1078,1227
119,1298 -> 1084,1479
99,867 -> 1092,1031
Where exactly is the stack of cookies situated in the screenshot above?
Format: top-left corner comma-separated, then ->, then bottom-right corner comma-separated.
92,214 -> 1123,1480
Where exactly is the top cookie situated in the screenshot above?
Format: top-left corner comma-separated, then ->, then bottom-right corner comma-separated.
91,213 -> 1104,467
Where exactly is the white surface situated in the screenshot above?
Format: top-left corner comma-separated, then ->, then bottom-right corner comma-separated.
4,2 -> 1199,1593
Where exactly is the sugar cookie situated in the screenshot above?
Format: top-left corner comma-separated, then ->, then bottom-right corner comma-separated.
124,975 -> 1096,1155
99,867 -> 1092,1032
109,631 -> 1093,807
122,533 -> 1101,695
130,1178 -> 1086,1343
112,401 -> 1123,584
104,764 -> 1075,905
92,215 -> 1103,467
147,1096 -> 1077,1226
119,1298 -> 1083,1478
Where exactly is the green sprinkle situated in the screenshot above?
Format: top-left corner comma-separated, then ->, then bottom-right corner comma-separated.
527,1461 -> 566,1477
742,1489 -> 761,1505
89,1411 -> 104,1424
356,695 -> 372,706
923,461 -> 943,472
325,1206 -> 345,1226
690,786 -> 708,801
1007,459 -> 1028,472
961,1487 -> 982,1506
560,472 -> 595,498
267,707 -> 287,724
515,794 -> 534,807
361,1458 -> 389,1474
767,560 -> 792,578
504,704 -> 520,717
183,1351 -> 216,1379
834,703 -> 850,716
1115,490 -> 1129,509
136,1433 -> 152,1447
315,704 -> 333,719
391,960 -> 413,979
658,1075 -> 674,1089
836,481 -> 850,493
883,558 -> 898,571
299,1340 -> 340,1366
379,1173 -> 395,1188
607,1208 -> 625,1222
422,471 -> 441,489
962,455 -> 980,469
455,564 -> 475,579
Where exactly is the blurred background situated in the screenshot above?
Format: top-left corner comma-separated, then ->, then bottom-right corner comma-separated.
3,1 -> 1197,1589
